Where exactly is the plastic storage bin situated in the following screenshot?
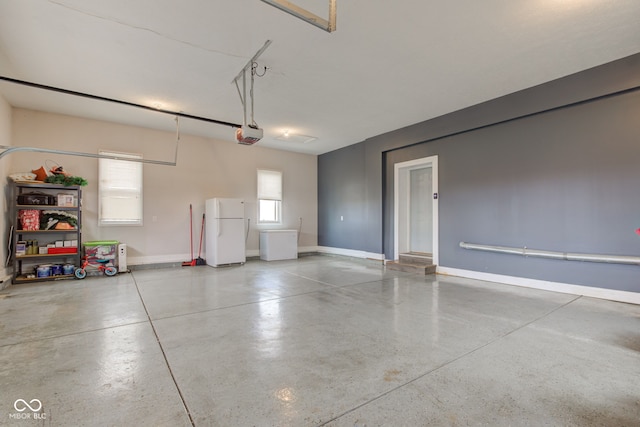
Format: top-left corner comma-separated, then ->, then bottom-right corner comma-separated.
84,240 -> 119,264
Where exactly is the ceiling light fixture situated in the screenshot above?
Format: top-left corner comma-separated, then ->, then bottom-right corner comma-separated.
261,0 -> 337,33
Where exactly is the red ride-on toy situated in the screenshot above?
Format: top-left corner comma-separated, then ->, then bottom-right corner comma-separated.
74,256 -> 118,279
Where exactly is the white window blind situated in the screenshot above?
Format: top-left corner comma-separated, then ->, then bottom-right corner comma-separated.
99,150 -> 143,226
257,169 -> 282,201
258,169 -> 282,223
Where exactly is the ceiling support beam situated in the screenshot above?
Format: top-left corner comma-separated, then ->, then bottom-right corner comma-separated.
232,40 -> 272,128
231,40 -> 273,84
261,0 -> 336,33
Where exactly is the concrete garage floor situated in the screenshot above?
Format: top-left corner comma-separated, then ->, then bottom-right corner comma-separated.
1,255 -> 639,426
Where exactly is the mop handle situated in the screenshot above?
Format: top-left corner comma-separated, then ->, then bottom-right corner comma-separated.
189,204 -> 193,260
198,213 -> 205,256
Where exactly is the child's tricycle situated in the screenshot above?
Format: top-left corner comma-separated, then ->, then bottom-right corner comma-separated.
74,256 -> 118,279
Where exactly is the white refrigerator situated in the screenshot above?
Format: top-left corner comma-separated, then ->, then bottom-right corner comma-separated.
205,198 -> 246,267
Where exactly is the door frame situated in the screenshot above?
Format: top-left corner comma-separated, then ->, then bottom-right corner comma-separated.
393,155 -> 439,264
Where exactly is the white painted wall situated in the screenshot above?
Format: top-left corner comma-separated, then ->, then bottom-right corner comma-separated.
0,95 -> 11,281
8,109 -> 317,265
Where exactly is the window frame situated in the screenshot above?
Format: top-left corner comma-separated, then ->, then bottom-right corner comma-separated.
257,169 -> 282,224
98,150 -> 144,226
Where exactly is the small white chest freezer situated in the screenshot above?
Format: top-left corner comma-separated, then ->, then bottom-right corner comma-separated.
260,230 -> 298,261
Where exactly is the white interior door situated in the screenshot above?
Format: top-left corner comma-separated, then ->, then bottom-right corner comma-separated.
409,167 -> 433,253
394,156 -> 439,264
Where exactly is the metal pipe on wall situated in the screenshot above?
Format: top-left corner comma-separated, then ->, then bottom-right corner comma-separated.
0,115 -> 182,165
0,145 -> 177,166
459,242 -> 640,266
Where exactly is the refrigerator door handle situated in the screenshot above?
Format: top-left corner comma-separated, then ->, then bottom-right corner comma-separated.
217,218 -> 221,237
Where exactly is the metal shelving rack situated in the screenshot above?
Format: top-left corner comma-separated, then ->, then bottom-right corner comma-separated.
11,182 -> 82,284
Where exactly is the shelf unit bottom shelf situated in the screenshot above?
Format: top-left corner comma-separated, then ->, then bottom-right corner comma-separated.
13,274 -> 76,284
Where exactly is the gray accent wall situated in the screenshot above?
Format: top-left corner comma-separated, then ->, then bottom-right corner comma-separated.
318,143 -> 368,251
318,53 -> 640,292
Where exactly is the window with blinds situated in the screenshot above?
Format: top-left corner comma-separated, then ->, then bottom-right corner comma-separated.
99,150 -> 143,226
257,169 -> 282,223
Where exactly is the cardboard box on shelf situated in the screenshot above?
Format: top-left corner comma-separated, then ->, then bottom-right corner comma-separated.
48,247 -> 77,255
56,193 -> 76,207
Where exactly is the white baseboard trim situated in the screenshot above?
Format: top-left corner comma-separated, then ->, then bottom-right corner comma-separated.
437,266 -> 640,305
128,246 -> 321,266
246,246 -> 318,258
316,246 -> 385,261
246,249 -> 259,258
0,266 -> 12,290
298,246 -> 319,254
127,253 -> 193,266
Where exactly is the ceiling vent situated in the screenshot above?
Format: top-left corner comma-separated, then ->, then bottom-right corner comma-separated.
275,133 -> 317,144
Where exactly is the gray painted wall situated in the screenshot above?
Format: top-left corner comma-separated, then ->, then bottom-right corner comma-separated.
318,143 -> 368,251
318,53 -> 640,292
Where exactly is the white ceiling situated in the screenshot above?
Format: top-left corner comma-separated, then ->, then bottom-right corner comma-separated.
1,0 -> 639,155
